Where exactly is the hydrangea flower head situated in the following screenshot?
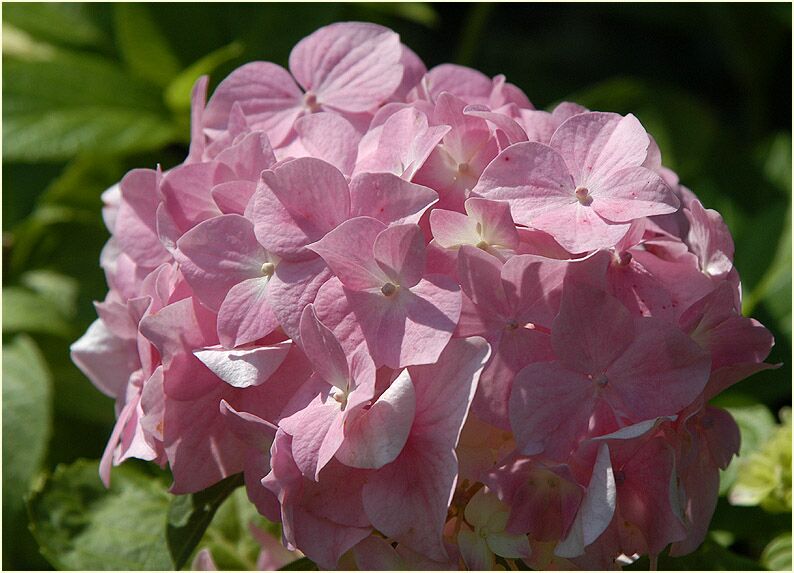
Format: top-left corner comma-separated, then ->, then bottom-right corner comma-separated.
71,21 -> 777,570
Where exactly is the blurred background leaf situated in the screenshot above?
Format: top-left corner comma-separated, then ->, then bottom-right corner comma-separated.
3,3 -> 790,570
27,459 -> 172,570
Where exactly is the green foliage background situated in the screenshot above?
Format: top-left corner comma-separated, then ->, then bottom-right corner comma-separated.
2,3 -> 791,570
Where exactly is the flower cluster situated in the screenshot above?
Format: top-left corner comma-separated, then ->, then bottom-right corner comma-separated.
71,22 -> 776,570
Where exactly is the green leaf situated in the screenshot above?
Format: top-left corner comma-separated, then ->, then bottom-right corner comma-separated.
19,270 -> 80,321
113,4 -> 181,86
165,41 -> 244,114
27,459 -> 172,570
2,3 -> 108,49
196,488 -> 276,570
718,401 -> 778,494
2,286 -> 73,338
761,533 -> 792,571
356,3 -> 440,27
626,539 -> 764,570
166,473 -> 244,570
2,336 -> 52,519
3,53 -> 177,162
730,409 -> 792,512
743,206 -> 791,340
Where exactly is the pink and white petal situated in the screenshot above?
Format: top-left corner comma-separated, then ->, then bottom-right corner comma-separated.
175,214 -> 266,310
592,166 -> 678,222
202,62 -> 303,147
335,369 -> 416,469
465,197 -> 520,250
473,142 -> 575,223
552,282 -> 635,375
685,200 -> 735,277
349,172 -> 438,226
374,224 -> 426,288
289,22 -> 403,112
219,400 -> 277,451
299,305 -> 350,390
430,209 -> 480,249
70,319 -> 140,399
555,444 -> 617,558
194,342 -> 291,389
550,112 -> 650,185
606,317 -> 711,421
307,216 -> 388,290
510,362 -> 596,459
295,112 -> 361,175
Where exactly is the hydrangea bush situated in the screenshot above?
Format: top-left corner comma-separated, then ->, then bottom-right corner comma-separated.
70,21 -> 776,570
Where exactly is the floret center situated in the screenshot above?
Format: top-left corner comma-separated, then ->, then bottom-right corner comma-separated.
304,91 -> 321,112
381,282 -> 399,297
575,186 -> 593,206
261,262 -> 276,277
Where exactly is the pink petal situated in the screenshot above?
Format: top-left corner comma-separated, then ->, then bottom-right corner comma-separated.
115,168 -> 170,268
457,245 -> 510,316
289,22 -> 403,112
550,112 -> 650,185
307,216 -> 388,290
555,444 -> 617,558
374,224 -> 426,288
299,305 -> 350,390
194,342 -> 291,389
295,112 -> 360,175
211,181 -> 257,215
465,197 -> 520,250
279,396 -> 340,479
363,337 -> 490,560
187,76 -> 209,163
217,278 -> 279,348
605,317 -> 711,421
335,369 -> 416,469
530,202 -> 631,253
161,162 -> 232,234
472,141 -> 575,224
552,283 -> 635,375
501,254 -> 568,327
430,209 -> 480,249
464,104 -> 529,145
423,64 -> 493,103
267,257 -> 333,342
253,158 -> 350,260
509,361 -> 596,459
215,131 -> 276,181
685,200 -> 735,277
203,62 -> 303,147
592,166 -> 678,222
349,172 -> 438,226
175,213 -> 267,310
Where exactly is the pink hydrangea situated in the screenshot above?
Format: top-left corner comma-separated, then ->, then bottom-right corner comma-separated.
71,21 -> 777,570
